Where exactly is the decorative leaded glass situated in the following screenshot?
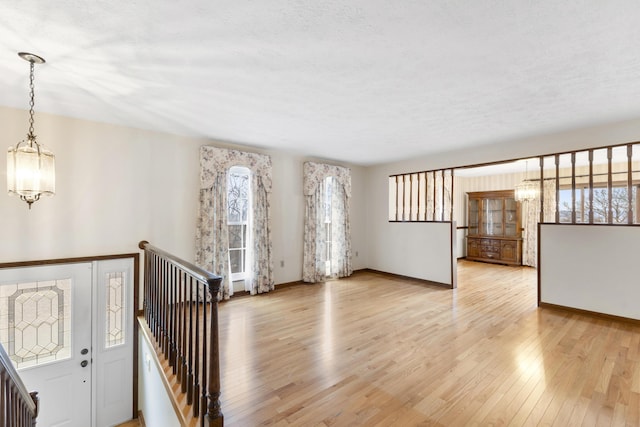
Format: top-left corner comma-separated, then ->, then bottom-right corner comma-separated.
105,272 -> 126,348
0,279 -> 71,369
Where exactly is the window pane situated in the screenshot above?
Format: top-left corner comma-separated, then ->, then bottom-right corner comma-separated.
590,148 -> 608,223
611,146 -> 629,224
229,249 -> 244,274
610,186 -> 629,224
591,188 -> 607,223
227,166 -> 250,277
574,151 -> 590,223
228,168 -> 250,222
558,188 -> 572,223
557,154 -> 572,223
229,224 -> 243,249
633,185 -> 638,225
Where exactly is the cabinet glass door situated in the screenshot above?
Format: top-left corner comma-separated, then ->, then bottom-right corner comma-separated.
468,198 -> 479,235
482,198 -> 503,236
504,198 -> 518,236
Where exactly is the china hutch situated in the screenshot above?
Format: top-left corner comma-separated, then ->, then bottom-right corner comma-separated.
466,190 -> 522,266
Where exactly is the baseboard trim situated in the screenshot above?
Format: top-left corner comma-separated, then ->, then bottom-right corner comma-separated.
229,280 -> 306,299
225,269 -> 453,298
539,302 -> 640,325
359,268 -> 452,289
277,280 -> 306,289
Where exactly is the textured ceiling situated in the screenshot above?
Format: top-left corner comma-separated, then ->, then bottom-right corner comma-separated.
2,1 -> 640,165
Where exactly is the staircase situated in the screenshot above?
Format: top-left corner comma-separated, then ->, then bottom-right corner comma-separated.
138,241 -> 224,427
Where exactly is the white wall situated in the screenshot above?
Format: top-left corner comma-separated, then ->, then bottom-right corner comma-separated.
138,332 -> 181,427
4,104 -> 640,286
374,222 -> 455,285
540,224 -> 640,320
1,107 -> 156,262
0,106 -> 368,284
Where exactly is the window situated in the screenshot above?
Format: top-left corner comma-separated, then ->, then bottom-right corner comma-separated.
323,176 -> 333,276
559,184 -> 639,224
227,166 -> 251,284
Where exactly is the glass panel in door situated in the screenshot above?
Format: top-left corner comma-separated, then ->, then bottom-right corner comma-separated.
468,198 -> 479,235
482,198 -> 503,236
504,198 -> 518,236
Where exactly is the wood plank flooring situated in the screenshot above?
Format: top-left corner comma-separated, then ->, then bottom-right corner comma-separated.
216,260 -> 640,426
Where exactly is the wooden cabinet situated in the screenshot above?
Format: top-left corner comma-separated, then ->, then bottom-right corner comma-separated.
466,190 -> 522,266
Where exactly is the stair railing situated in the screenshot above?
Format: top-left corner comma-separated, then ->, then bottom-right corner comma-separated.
139,241 -> 223,427
0,343 -> 39,427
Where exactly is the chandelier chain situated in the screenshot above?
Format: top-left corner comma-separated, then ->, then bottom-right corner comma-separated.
28,60 -> 36,141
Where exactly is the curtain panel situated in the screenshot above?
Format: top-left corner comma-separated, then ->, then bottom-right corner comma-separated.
521,180 -> 556,267
195,146 -> 274,300
302,161 -> 353,283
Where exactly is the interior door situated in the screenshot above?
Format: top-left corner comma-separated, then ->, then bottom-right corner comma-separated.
0,263 -> 93,427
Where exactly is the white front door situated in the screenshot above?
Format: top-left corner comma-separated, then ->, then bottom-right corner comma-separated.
0,262 -> 93,427
0,258 -> 135,427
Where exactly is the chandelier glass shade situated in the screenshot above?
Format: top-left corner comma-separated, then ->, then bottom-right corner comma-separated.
7,52 -> 55,208
514,160 -> 538,202
514,180 -> 538,202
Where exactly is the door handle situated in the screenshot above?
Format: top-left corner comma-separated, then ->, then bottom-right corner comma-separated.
81,360 -> 88,368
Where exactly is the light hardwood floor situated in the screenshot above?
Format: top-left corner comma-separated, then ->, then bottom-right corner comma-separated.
115,420 -> 141,427
216,260 -> 640,426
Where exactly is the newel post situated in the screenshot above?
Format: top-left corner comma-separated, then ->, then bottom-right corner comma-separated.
205,276 -> 224,427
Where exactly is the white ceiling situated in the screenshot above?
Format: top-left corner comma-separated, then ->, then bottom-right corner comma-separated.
2,1 -> 640,166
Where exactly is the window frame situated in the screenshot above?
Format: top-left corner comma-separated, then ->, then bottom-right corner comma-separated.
227,166 -> 251,282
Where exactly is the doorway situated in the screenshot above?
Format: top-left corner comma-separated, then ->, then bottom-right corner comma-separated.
0,256 -> 135,427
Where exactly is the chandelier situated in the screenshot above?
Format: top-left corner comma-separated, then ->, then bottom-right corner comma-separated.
7,52 -> 55,209
514,160 -> 538,202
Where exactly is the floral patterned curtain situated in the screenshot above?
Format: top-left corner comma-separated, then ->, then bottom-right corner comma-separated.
303,162 -> 352,283
195,146 -> 274,300
521,180 -> 556,267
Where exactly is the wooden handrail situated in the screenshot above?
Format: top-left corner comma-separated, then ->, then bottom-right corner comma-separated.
138,241 -> 223,427
0,342 -> 39,427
